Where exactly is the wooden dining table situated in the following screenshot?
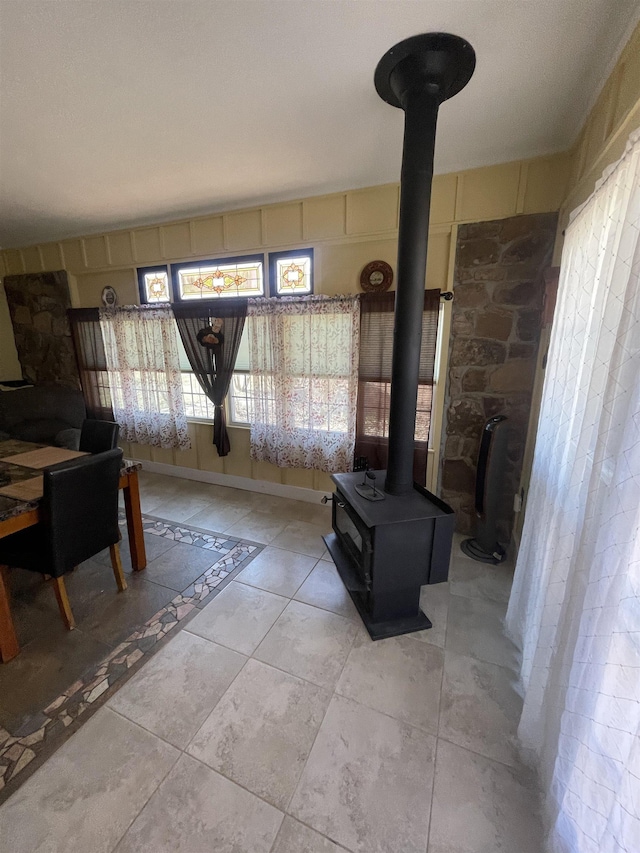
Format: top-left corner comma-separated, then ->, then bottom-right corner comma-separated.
0,440 -> 147,663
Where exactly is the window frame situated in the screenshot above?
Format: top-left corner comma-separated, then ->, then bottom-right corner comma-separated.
170,253 -> 266,302
136,248 -> 315,428
137,265 -> 171,304
268,248 -> 314,297
227,369 -> 253,428
179,370 -> 219,423
357,378 -> 434,445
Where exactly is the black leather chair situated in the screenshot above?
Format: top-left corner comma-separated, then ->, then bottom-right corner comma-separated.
79,420 -> 120,454
0,448 -> 126,630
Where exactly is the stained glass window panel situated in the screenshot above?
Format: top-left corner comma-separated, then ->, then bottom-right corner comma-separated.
275,256 -> 312,295
144,270 -> 170,303
177,260 -> 264,300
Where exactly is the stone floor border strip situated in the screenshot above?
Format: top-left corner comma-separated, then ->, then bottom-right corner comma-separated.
0,512 -> 262,802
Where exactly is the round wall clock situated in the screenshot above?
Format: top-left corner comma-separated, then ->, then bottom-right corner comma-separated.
360,260 -> 393,292
101,286 -> 118,307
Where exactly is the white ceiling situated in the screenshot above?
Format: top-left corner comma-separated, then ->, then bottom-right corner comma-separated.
1,0 -> 638,249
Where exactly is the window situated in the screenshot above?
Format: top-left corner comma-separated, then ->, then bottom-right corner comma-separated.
228,326 -> 252,425
268,249 -> 313,297
172,255 -> 264,301
359,381 -> 433,442
354,290 -> 440,482
176,320 -> 251,424
138,266 -> 171,303
100,306 -> 191,450
68,309 -> 114,420
176,333 -> 218,421
135,248 -> 314,426
246,296 -> 360,473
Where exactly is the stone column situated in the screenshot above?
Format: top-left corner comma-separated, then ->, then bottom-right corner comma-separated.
4,270 -> 80,387
440,212 -> 557,542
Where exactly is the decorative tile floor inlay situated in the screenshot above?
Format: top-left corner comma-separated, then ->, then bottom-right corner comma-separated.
0,512 -> 261,796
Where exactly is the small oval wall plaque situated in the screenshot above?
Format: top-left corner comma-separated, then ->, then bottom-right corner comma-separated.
101,286 -> 118,307
360,260 -> 393,292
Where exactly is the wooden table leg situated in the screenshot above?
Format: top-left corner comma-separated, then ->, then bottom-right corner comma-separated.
123,469 -> 147,571
0,565 -> 19,663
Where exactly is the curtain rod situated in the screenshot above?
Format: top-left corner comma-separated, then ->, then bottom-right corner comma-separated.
68,293 -> 452,317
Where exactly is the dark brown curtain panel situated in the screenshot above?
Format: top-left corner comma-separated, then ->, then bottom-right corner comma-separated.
355,289 -> 440,485
172,300 -> 247,456
67,308 -> 114,420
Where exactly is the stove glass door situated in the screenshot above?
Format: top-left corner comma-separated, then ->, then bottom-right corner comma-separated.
334,499 -> 363,558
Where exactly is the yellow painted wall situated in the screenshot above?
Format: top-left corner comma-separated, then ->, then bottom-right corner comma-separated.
0,153 -> 569,491
0,280 -> 22,381
3,4 -> 638,496
516,20 -> 640,544
0,154 -> 567,283
556,20 -> 640,256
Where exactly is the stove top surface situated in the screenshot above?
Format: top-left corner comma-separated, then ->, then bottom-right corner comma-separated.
332,471 -> 452,528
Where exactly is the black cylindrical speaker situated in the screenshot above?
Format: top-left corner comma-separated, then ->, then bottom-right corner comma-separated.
461,415 -> 509,564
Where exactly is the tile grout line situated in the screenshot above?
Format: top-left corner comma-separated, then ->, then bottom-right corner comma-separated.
425,612 -> 450,853
102,707 -> 183,853
178,552 -> 340,773
435,733 -> 533,776
232,549 -> 320,599
269,814 -> 356,853
425,736 -> 442,853
183,583 -> 444,737
107,705 -> 186,757
180,654 -> 253,758
106,625 -> 353,847
0,517 -> 264,797
150,747 -> 291,840
278,596 -> 361,851
105,709 -> 293,841
249,595 -> 352,667
7,475 -> 526,849
109,752 -> 183,853
143,479 -> 533,841
140,509 -> 262,547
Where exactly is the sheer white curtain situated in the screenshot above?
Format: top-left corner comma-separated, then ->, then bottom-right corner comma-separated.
247,295 -> 360,473
506,130 -> 640,853
100,306 -> 191,450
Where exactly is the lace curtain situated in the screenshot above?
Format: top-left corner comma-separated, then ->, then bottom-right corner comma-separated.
506,130 -> 640,853
100,306 -> 191,450
247,295 -> 360,473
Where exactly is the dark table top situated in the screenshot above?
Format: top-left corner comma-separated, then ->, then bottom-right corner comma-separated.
0,440 -> 46,523
0,440 -> 141,526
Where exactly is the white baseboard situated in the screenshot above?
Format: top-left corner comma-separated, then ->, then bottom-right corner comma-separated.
132,458 -> 332,505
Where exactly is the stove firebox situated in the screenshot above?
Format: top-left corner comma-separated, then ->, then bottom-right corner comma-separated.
324,33 -> 475,640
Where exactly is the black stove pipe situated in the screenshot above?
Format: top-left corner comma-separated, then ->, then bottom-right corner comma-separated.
375,34 -> 475,495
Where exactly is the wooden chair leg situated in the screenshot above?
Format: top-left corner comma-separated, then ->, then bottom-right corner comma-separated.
0,565 -> 20,663
52,576 -> 75,630
0,565 -> 11,606
109,544 -> 127,592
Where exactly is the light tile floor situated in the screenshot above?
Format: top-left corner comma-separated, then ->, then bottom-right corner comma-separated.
0,471 -> 543,853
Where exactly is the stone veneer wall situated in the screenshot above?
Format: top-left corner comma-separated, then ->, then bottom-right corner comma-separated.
440,212 -> 557,542
4,271 -> 79,387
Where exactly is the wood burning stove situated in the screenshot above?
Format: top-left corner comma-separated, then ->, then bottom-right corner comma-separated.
323,33 -> 476,640
326,472 -> 455,639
